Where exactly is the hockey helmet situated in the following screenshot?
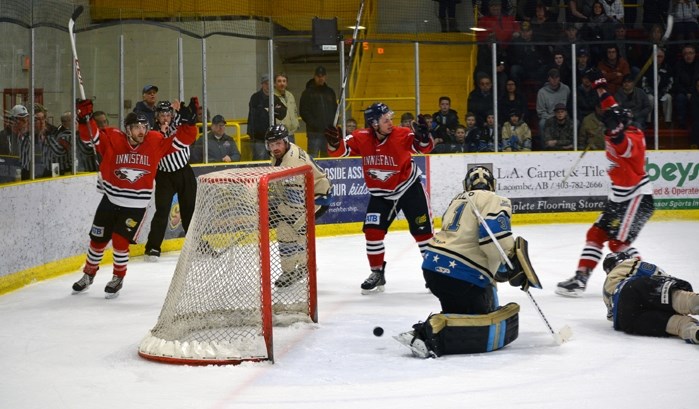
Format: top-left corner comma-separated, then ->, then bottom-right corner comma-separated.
124,112 -> 149,127
603,106 -> 632,136
155,100 -> 173,113
464,166 -> 496,192
603,252 -> 632,274
264,124 -> 289,150
363,103 -> 393,127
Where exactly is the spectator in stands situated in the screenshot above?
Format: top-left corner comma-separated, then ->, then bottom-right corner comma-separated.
477,112 -> 498,152
536,68 -> 571,139
579,103 -> 606,150
300,66 -> 338,158
499,78 -> 527,125
575,49 -> 594,87
437,0 -> 460,32
642,48 -> 674,127
1,105 -> 28,158
274,72 -> 299,144
615,75 -> 652,130
33,104 -> 58,178
400,112 -> 415,128
690,78 -> 699,148
530,2 -> 557,43
601,0 -> 624,22
642,0 -> 671,31
432,96 -> 459,145
550,49 -> 573,87
501,109 -> 532,151
508,21 -> 549,83
133,84 -> 158,128
92,111 -> 109,130
192,114 -> 241,163
597,45 -> 631,95
345,117 -> 358,135
612,23 -> 641,78
432,125 -> 469,153
582,1 -> 615,58
567,0 -> 594,23
673,45 -> 699,128
476,0 -> 520,45
249,74 -> 286,160
543,103 -> 574,150
577,70 -> 599,121
670,0 -> 699,45
468,73 -> 495,126
422,114 -> 434,136
464,112 -> 483,152
559,23 -> 582,67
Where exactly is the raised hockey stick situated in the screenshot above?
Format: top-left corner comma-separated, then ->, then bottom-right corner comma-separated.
632,14 -> 674,87
68,6 -> 100,168
465,196 -> 573,345
333,0 -> 366,127
561,142 -> 592,185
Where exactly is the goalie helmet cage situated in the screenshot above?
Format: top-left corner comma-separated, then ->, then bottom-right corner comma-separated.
138,165 -> 317,365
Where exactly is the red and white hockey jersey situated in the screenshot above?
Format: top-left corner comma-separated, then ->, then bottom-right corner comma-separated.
328,126 -> 433,200
605,126 -> 652,202
78,120 -> 196,208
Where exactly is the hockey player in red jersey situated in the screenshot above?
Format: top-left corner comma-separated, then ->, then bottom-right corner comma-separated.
70,98 -> 198,299
324,102 -> 434,294
556,70 -> 654,297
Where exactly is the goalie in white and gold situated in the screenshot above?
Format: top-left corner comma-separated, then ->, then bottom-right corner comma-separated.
395,166 -> 541,358
266,124 -> 332,287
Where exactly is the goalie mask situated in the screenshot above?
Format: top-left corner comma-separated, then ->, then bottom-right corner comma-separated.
603,252 -> 632,274
464,166 -> 496,192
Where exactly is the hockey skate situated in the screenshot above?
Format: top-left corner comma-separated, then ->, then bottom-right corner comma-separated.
275,266 -> 307,288
104,275 -> 124,299
144,249 -> 160,263
71,273 -> 94,294
555,270 -> 590,297
393,330 -> 435,358
361,262 -> 386,295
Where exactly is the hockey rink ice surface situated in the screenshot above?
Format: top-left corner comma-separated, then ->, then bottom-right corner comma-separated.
1,220 -> 697,409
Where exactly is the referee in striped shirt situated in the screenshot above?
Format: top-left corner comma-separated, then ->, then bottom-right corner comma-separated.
144,99 -> 198,262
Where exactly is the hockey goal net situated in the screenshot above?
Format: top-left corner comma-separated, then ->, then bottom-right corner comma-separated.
138,165 -> 317,365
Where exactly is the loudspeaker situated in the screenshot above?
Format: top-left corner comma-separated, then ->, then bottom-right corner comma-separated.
312,17 -> 338,51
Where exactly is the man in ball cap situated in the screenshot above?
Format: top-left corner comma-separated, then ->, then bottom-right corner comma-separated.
299,65 -> 337,158
133,84 -> 159,127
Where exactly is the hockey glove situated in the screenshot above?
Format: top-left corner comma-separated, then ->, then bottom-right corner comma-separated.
411,114 -> 430,143
75,99 -> 94,124
324,126 -> 342,149
178,97 -> 199,125
495,254 -> 529,291
587,69 -> 607,90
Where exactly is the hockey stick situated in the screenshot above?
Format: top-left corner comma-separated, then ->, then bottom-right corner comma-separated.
561,142 -> 592,185
68,5 -> 100,169
465,196 -> 573,345
632,14 -> 674,87
333,0 -> 366,127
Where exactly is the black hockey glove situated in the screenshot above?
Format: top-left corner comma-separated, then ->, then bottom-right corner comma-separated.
495,254 -> 529,291
587,69 -> 607,91
324,126 -> 341,149
411,114 -> 430,143
178,97 -> 199,125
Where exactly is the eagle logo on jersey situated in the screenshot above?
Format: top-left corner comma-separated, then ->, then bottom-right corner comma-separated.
114,168 -> 150,183
367,169 -> 398,182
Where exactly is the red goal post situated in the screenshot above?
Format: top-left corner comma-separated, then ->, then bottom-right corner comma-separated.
138,165 -> 317,365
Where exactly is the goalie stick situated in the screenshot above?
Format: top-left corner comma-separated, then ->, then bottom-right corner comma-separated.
333,0 -> 366,128
68,5 -> 99,166
465,196 -> 573,345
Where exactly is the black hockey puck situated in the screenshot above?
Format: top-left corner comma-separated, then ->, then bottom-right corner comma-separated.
373,326 -> 384,337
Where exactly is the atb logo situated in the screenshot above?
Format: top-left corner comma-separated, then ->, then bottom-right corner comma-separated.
365,213 -> 380,225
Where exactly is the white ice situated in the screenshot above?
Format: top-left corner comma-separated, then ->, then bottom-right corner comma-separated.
1,221 -> 697,409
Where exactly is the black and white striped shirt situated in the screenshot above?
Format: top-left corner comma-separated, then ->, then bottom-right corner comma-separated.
157,112 -> 191,172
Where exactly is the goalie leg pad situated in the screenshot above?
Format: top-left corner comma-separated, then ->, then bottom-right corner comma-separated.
417,303 -> 520,356
515,237 -> 542,289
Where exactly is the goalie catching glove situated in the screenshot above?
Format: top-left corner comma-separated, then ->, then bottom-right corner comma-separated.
494,236 -> 542,291
411,114 -> 430,143
324,126 -> 342,149
75,99 -> 94,124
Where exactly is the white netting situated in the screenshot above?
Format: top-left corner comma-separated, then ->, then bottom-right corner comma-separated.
139,166 -> 315,364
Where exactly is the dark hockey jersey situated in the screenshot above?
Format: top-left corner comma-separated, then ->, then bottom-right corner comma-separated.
328,126 -> 433,200
78,120 -> 196,208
